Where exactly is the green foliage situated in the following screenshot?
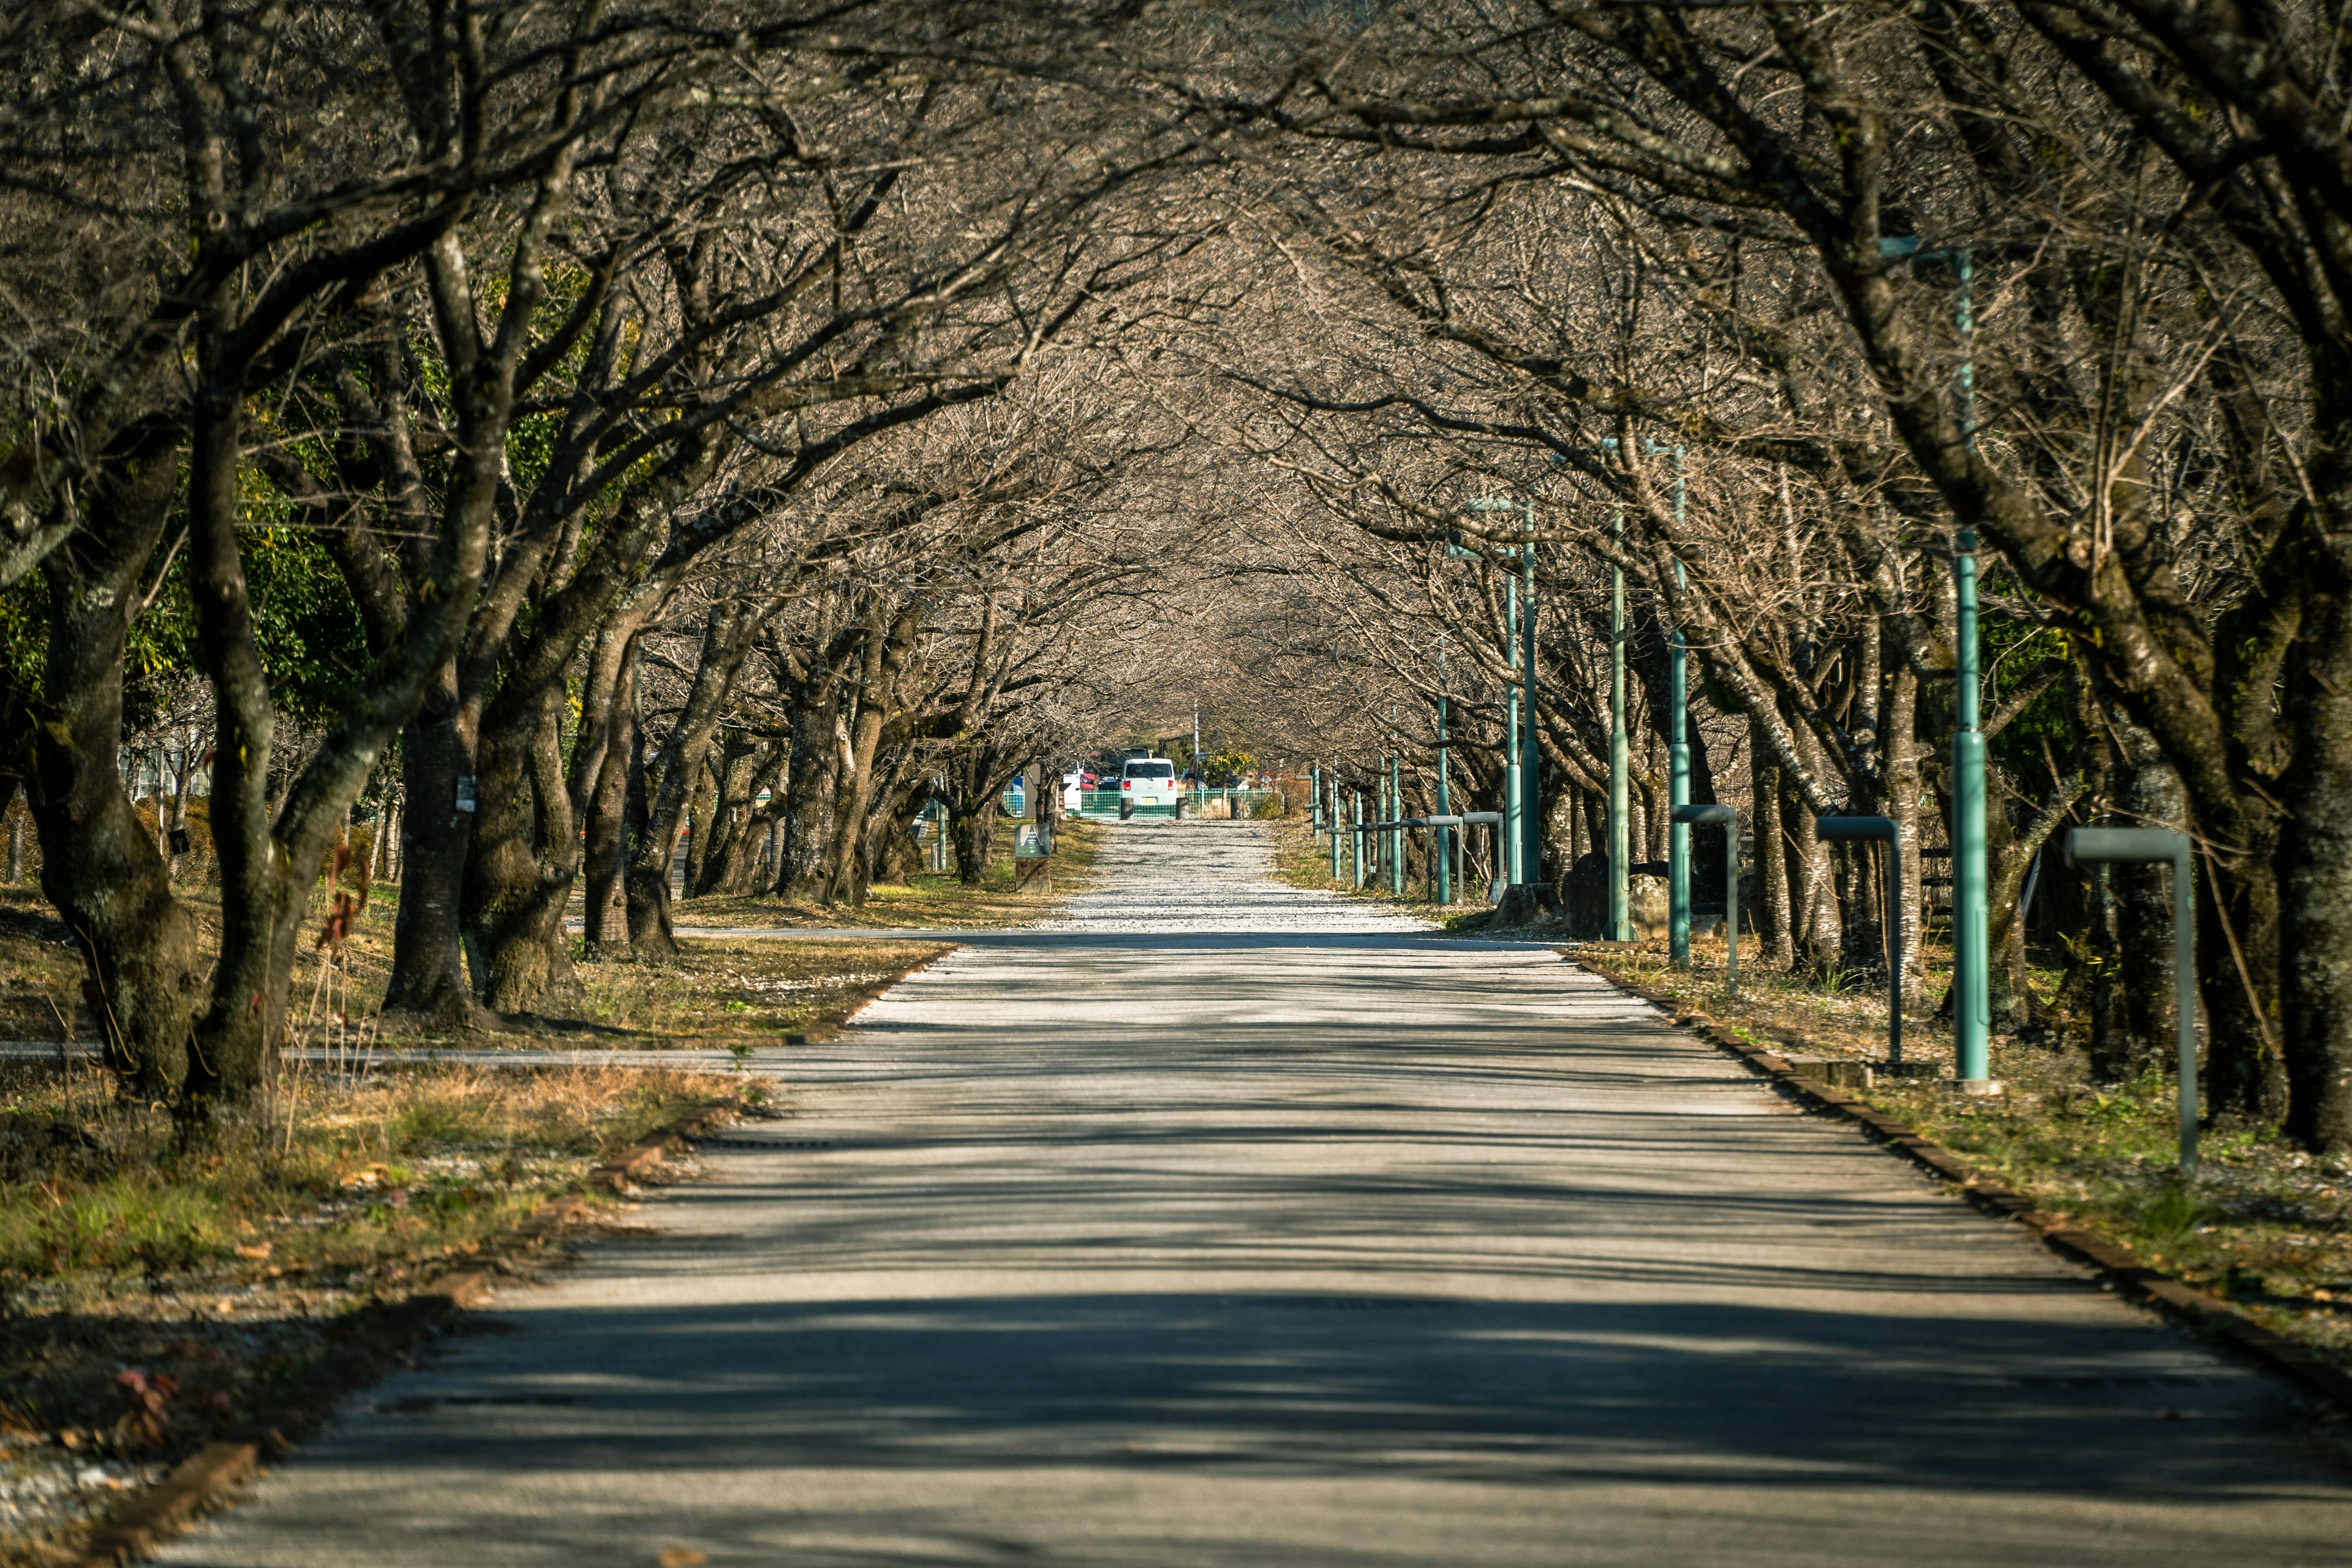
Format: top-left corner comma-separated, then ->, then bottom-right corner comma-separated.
1981,614 -> 2073,763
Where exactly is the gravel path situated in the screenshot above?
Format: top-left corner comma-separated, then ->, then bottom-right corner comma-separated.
161,821 -> 2350,1566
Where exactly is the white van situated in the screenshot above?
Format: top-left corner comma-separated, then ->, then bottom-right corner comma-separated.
1118,757 -> 1178,818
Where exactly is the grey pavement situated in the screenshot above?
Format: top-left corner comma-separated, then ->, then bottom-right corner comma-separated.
163,821 -> 2351,1566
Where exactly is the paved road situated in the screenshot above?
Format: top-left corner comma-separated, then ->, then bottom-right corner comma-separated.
166,823 -> 2350,1566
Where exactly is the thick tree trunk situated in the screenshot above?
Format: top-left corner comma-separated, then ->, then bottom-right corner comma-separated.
25,417 -> 204,1098
775,686 -> 843,899
179,366 -> 284,1099
621,714 -> 667,947
464,680 -> 583,1014
2107,747 -> 2188,1071
692,737 -> 760,896
953,802 -> 998,886
705,739 -> 788,895
680,756 -> 719,898
2281,595 -> 2352,1150
383,680 -> 483,1025
580,644 -> 638,953
820,684 -> 895,903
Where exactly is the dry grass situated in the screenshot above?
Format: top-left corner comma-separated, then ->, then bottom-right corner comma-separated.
574,938 -> 951,1041
0,819 -> 1110,1561
0,1057 -> 752,1564
1575,935 -> 2352,1380
673,816 -> 1108,931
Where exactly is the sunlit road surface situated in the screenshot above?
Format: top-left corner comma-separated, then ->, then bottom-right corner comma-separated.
165,823 -> 2351,1566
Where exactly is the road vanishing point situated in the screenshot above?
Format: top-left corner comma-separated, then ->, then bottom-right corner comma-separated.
164,824 -> 2351,1566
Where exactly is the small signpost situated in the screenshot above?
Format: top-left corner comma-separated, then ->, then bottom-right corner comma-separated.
1814,815 -> 1905,1068
1672,804 -> 1740,993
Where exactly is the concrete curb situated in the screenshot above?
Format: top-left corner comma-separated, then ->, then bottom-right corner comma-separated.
74,1098 -> 741,1566
1600,970 -> 2352,1422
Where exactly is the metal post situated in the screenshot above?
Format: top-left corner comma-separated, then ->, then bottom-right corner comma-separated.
1521,501 -> 1541,889
1435,683 -> 1453,905
2066,829 -> 2198,1174
1389,753 -> 1404,896
1352,791 -> 1366,889
1815,815 -> 1904,1066
1504,571 -> 1524,887
1610,508 -> 1631,941
1329,771 -> 1341,881
1659,447 -> 1690,964
1953,529 -> 1991,1087
1956,249 -> 1975,455
1673,804 -> 1739,994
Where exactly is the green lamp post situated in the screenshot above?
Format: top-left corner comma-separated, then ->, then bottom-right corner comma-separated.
1467,497 -> 1535,889
1610,505 -> 1632,941
1649,443 -> 1690,964
1953,529 -> 1991,1087
1434,652 -> 1453,905
1883,234 -> 1986,1084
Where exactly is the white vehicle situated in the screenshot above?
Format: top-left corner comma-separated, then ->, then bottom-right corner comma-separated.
1118,757 -> 1179,819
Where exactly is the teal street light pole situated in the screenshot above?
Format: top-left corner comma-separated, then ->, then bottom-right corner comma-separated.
1883,234 -> 1985,1082
1389,751 -> 1405,896
1610,505 -> 1632,941
2065,828 -> 2198,1174
1506,573 -> 1523,887
1953,529 -> 1991,1087
1435,651 -> 1453,905
1519,500 -> 1541,889
1650,442 -> 1690,964
1352,790 -> 1365,888
1467,497 -> 1528,889
1328,764 -> 1341,881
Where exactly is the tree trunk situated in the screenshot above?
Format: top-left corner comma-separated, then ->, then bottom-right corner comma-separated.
1778,704 -> 1841,973
2280,595 -> 2352,1150
621,710 -> 666,948
25,417 -> 204,1099
680,755 -> 719,899
463,679 -> 584,1015
693,737 -> 765,896
625,603 -> 761,951
2088,861 -> 2128,1082
581,642 -> 638,953
820,609 -> 921,905
2106,748 -> 2187,1068
954,802 -> 998,886
775,682 -> 844,899
383,678 -> 483,1025
1877,661 -> 1922,997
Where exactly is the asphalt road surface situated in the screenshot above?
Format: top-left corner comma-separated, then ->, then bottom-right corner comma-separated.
164,823 -> 2352,1566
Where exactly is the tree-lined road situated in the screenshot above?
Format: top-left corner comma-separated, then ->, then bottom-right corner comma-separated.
165,824 -> 2350,1566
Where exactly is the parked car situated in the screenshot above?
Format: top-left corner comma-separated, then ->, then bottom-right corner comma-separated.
1118,757 -> 1178,819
